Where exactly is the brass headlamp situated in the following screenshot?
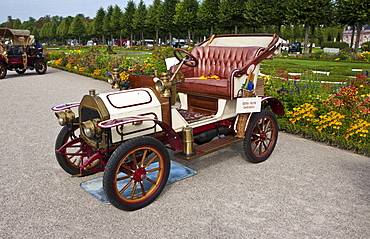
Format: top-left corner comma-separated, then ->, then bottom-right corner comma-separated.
55,109 -> 75,126
81,119 -> 101,138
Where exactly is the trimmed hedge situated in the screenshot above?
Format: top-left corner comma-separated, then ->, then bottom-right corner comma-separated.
321,41 -> 349,50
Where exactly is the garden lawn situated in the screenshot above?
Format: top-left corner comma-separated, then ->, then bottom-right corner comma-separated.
261,58 -> 370,82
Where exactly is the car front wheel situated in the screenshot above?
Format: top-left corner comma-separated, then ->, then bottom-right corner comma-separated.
103,136 -> 170,211
0,62 -> 7,79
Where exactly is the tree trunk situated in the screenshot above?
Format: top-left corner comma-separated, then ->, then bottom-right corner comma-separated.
309,26 -> 315,53
187,28 -> 191,44
155,28 -> 159,46
169,31 -> 173,47
234,25 -> 238,34
350,26 -> 355,50
304,22 -> 310,54
354,22 -> 362,53
141,31 -> 145,46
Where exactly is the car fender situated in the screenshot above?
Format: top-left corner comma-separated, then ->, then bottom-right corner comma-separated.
261,97 -> 285,116
98,116 -> 183,150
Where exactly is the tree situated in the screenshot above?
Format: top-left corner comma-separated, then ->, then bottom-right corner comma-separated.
122,0 -> 136,42
57,17 -> 73,44
94,7 -> 106,44
40,21 -> 57,43
132,0 -> 147,45
21,17 -> 36,31
337,0 -> 370,52
111,5 -> 123,39
103,5 -> 114,44
69,15 -> 86,44
158,0 -> 178,44
218,0 -> 246,34
285,0 -> 334,53
146,0 -> 162,45
197,0 -> 220,36
5,16 -> 14,28
244,0 -> 287,34
174,0 -> 199,43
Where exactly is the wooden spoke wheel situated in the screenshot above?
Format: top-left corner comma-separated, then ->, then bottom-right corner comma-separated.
243,109 -> 278,163
35,60 -> 47,74
103,136 -> 170,211
55,125 -> 101,176
0,62 -> 7,79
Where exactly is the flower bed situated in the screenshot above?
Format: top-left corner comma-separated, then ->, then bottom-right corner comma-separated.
48,46 -> 174,80
265,71 -> 369,155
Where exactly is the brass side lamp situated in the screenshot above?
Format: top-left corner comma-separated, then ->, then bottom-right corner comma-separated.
107,68 -> 120,89
155,72 -> 172,97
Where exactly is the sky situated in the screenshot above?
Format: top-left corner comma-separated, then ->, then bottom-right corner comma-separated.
0,0 -> 153,24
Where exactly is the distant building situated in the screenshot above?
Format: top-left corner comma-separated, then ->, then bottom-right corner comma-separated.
342,25 -> 370,46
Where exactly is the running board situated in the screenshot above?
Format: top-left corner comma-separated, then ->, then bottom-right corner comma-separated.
174,135 -> 243,160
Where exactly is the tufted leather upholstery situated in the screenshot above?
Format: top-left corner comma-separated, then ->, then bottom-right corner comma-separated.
176,46 -> 263,99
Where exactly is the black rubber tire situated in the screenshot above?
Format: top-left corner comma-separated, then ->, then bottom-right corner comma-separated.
243,109 -> 278,163
16,69 -> 26,74
35,60 -> 47,74
55,125 -> 100,176
0,62 -> 7,79
103,136 -> 170,211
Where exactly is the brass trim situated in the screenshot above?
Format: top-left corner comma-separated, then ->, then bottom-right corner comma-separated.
79,93 -> 110,148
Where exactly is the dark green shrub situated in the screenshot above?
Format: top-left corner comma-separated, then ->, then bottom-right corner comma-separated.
320,41 -> 349,50
362,41 -> 370,51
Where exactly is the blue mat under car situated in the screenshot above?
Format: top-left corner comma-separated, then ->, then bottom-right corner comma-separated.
80,161 -> 197,204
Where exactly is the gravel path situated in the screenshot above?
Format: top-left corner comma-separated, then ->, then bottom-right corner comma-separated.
0,68 -> 369,238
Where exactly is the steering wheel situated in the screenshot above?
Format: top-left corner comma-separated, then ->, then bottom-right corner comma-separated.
173,48 -> 198,67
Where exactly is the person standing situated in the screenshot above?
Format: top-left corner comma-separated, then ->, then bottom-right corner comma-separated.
34,40 -> 43,57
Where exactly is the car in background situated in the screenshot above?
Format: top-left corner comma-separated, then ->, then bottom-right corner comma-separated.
0,28 -> 47,79
288,42 -> 303,53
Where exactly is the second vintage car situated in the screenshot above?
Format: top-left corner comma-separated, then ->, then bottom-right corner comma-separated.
0,28 -> 47,79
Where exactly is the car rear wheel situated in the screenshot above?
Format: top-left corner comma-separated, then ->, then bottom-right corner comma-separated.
243,109 -> 278,163
35,60 -> 47,74
103,136 -> 170,211
55,124 -> 101,176
0,62 -> 7,79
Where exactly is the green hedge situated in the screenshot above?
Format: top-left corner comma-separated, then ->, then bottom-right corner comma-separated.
321,41 -> 349,50
362,41 -> 370,51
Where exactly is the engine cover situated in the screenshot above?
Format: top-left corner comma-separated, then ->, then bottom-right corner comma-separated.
99,88 -> 162,143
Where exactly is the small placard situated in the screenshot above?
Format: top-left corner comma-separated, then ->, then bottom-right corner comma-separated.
236,97 -> 261,114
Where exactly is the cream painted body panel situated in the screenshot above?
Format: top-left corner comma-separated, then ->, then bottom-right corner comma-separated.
98,88 -> 162,143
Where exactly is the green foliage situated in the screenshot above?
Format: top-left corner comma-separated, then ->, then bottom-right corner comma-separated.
122,0 -> 136,37
197,0 -> 220,35
132,0 -> 147,44
362,41 -> 370,51
218,0 -> 246,33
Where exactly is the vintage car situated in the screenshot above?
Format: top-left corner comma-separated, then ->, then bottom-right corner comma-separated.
0,28 -> 47,79
51,34 -> 285,211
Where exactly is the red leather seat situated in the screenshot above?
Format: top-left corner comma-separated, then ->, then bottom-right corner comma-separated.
176,46 -> 263,99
